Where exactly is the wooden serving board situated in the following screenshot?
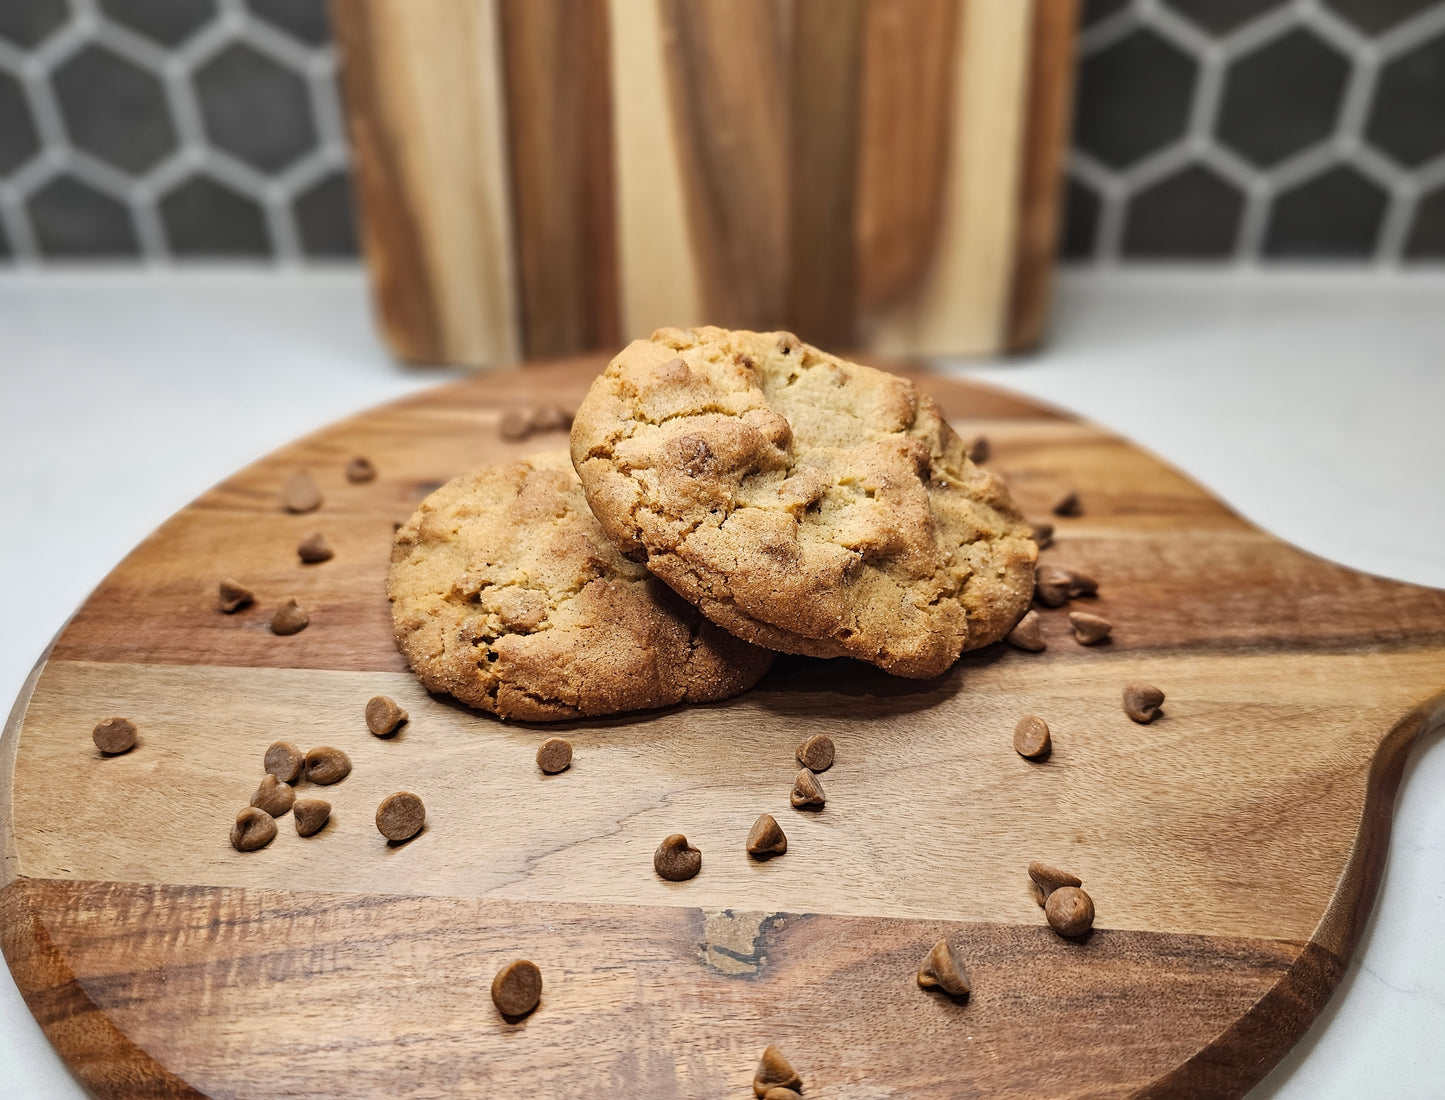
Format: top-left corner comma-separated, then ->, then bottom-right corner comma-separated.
3,358 -> 1443,1099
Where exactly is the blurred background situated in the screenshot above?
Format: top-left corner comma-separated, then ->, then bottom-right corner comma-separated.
1,0 -> 1442,270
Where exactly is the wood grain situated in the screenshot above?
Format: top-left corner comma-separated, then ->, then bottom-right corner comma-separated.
4,359 -> 1443,1098
2,878 -> 1318,1099
332,0 -> 1078,363
1007,0 -> 1080,352
498,0 -> 620,359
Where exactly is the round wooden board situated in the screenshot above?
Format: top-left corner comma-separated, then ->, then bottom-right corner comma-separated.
2,358 -> 1442,1099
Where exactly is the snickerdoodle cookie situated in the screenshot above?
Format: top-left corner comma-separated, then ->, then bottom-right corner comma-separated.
570,327 -> 1036,678
388,452 -> 773,720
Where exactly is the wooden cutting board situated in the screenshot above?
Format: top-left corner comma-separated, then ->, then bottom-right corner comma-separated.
3,358 -> 1442,1099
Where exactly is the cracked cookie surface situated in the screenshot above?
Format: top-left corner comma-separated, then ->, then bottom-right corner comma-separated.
570,327 -> 1037,678
388,452 -> 774,720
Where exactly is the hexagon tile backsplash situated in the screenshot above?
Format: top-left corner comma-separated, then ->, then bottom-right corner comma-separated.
0,0 -> 1443,265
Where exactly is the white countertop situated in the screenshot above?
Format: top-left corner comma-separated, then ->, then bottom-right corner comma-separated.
1,269 -> 1441,1098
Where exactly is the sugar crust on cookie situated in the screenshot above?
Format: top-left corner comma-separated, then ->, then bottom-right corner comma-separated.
387,451 -> 774,720
570,327 -> 1037,678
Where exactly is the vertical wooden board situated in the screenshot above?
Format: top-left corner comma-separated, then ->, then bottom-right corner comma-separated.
498,0 -> 620,360
658,0 -> 792,331
786,0 -> 867,349
330,0 -> 519,366
853,0 -> 958,313
608,0 -> 707,341
864,0 -> 1035,356
1007,0 -> 1081,352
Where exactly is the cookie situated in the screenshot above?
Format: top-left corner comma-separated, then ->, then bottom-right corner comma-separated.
570,327 -> 1037,678
388,452 -> 773,721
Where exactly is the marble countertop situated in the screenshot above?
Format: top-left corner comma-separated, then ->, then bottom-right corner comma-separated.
1,269 -> 1441,1098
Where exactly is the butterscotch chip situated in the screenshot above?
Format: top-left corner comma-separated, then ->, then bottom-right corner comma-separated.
746,813 -> 787,858
795,733 -> 834,772
293,798 -> 330,837
263,741 -> 304,783
967,435 -> 990,463
531,403 -> 573,432
570,328 -> 1037,679
1069,611 -> 1112,645
297,533 -> 333,564
1063,569 -> 1097,598
1034,566 -> 1073,608
269,598 -> 309,635
305,746 -> 352,785
92,717 -> 137,754
1045,885 -> 1095,937
218,578 -> 254,613
1005,609 -> 1045,651
917,937 -> 971,997
282,470 -> 322,513
1052,490 -> 1082,517
536,737 -> 572,774
251,774 -> 295,817
790,768 -> 826,810
753,1045 -> 802,1097
230,806 -> 277,852
388,453 -> 772,721
345,456 -> 377,483
376,791 -> 425,841
762,1091 -> 802,1100
490,959 -> 542,1018
1028,860 -> 1082,906
1124,682 -> 1165,723
365,695 -> 408,737
654,833 -> 701,881
499,408 -> 533,441
1013,715 -> 1051,760
1030,521 -> 1054,549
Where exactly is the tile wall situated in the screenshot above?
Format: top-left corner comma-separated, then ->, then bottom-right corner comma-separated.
0,0 -> 1442,264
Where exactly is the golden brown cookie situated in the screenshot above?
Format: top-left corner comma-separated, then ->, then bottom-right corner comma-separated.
570,327 -> 1036,678
388,452 -> 773,720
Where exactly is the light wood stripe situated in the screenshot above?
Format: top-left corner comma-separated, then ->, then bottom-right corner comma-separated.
12,651 -> 1441,943
608,0 -> 707,341
868,0 -> 1035,356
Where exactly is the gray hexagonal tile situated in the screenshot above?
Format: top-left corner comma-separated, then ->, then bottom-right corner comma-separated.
1082,0 -> 1131,27
1322,0 -> 1438,35
160,174 -> 269,257
99,0 -> 218,46
1061,178 -> 1101,259
294,170 -> 357,257
1123,164 -> 1244,258
244,0 -> 330,46
0,70 -> 40,177
1366,30 -> 1445,168
1217,30 -> 1349,168
1162,0 -> 1289,35
1405,185 -> 1445,260
0,0 -> 70,48
27,175 -> 139,257
194,43 -> 317,172
1074,29 -> 1197,169
53,44 -> 178,174
1264,166 -> 1387,258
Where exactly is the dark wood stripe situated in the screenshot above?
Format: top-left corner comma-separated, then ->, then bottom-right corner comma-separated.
328,0 -> 445,364
5,878 -> 1314,1099
498,0 -> 619,360
659,0 -> 791,331
787,0 -> 867,348
0,880 -> 203,1098
1006,0 -> 1081,352
853,0 -> 958,313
